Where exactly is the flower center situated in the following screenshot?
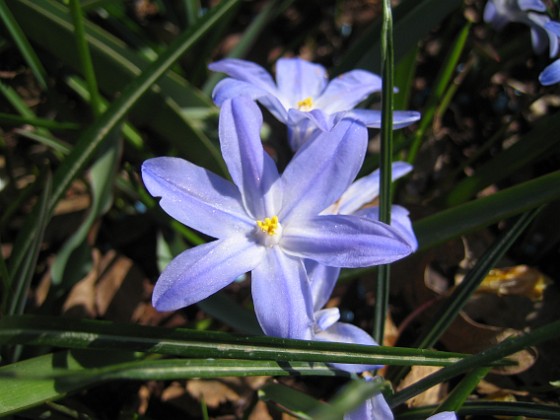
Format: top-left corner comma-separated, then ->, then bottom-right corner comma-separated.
256,216 -> 279,235
255,216 -> 282,247
296,97 -> 313,111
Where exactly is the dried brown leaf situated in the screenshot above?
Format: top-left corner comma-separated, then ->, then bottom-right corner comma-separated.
397,365 -> 448,408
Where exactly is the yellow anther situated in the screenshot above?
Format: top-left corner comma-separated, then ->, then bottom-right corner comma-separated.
296,97 -> 313,111
256,215 -> 279,236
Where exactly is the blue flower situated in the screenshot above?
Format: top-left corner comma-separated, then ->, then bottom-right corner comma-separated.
142,96 -> 415,339
539,22 -> 560,85
209,57 -> 421,150
484,0 -> 558,57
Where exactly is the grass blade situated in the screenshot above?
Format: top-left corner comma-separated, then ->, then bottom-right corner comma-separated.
6,0 -> 240,292
415,171 -> 560,250
444,111 -> 560,206
68,0 -> 103,117
388,318 -> 560,407
374,0 -> 395,345
0,315 -> 513,368
336,0 -> 463,74
389,207 -> 541,384
434,367 -> 491,414
0,1 -> 47,88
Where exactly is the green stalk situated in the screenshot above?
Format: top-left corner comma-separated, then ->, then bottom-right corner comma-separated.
68,0 -> 103,117
374,0 -> 394,345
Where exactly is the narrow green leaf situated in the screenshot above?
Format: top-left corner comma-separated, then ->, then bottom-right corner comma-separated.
415,171 -> 560,250
389,207 -> 541,384
444,111 -> 560,206
0,352 -> 340,416
341,169 -> 560,284
434,367 -> 490,414
50,129 -> 121,286
197,292 -> 262,335
0,82 -> 51,140
397,401 -> 560,419
0,316 -> 512,368
7,0 -> 225,172
68,0 -> 103,117
0,113 -> 79,130
336,0 -> 463,74
0,1 -> 47,88
183,0 -> 201,27
388,318 -> 560,407
0,352 -> 83,415
6,173 -> 52,318
0,349 -> 141,416
15,129 -> 71,155
418,208 -> 540,348
309,377 -> 386,420
6,0 -> 239,291
54,0 -> 125,287
407,21 -> 471,164
65,75 -> 143,150
259,383 -> 323,419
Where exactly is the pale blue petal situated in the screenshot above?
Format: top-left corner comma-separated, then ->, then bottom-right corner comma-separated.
315,308 -> 340,331
344,393 -> 393,420
545,21 -> 560,37
427,412 -> 457,420
219,97 -> 282,219
212,78 -> 268,105
345,109 -> 421,129
315,70 -> 382,113
483,2 -> 508,30
483,1 -> 497,23
286,108 -> 338,150
153,236 -> 266,311
282,214 -> 414,267
539,59 -> 560,85
316,322 -> 381,373
279,118 -> 367,221
142,157 -> 252,238
212,78 -> 289,122
251,247 -> 314,339
306,260 -> 341,311
356,205 -> 418,252
333,162 -> 412,215
209,58 -> 277,93
519,0 -> 547,12
287,108 -> 334,132
275,58 -> 328,108
527,13 -> 554,55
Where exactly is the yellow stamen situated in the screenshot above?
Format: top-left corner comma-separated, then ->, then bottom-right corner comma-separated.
296,97 -> 313,111
256,216 -> 279,236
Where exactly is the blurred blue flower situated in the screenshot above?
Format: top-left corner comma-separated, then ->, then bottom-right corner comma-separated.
209,57 -> 421,150
142,96 -> 415,339
484,0 -> 558,57
539,21 -> 560,85
345,386 -> 457,420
